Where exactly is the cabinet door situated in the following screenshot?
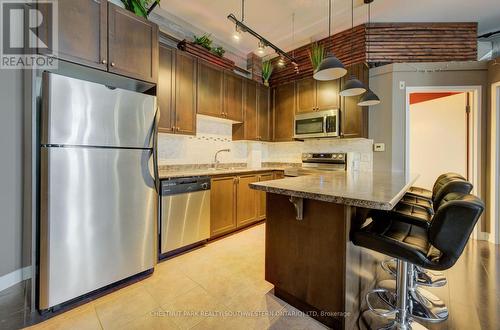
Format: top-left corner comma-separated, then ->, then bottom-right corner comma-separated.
236,175 -> 259,227
38,0 -> 107,70
108,3 -> 159,83
224,73 -> 244,122
244,81 -> 258,140
197,60 -> 223,118
273,82 -> 296,141
257,85 -> 270,141
158,45 -> 175,133
210,176 -> 237,237
316,79 -> 340,110
296,77 -> 316,113
340,64 -> 368,138
257,173 -> 274,220
273,171 -> 285,180
175,51 -> 197,135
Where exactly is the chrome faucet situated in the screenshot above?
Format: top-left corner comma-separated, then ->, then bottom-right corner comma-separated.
213,149 -> 230,169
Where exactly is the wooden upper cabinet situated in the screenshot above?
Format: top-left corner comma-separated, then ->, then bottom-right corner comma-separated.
316,79 -> 340,110
38,0 -> 107,70
296,77 -> 316,113
257,85 -> 270,141
273,82 -> 296,141
210,176 -> 237,237
296,77 -> 340,113
197,60 -> 223,117
244,81 -> 258,140
108,3 -> 159,83
340,63 -> 368,138
224,72 -> 244,122
174,51 -> 197,135
158,45 -> 175,133
236,175 -> 259,227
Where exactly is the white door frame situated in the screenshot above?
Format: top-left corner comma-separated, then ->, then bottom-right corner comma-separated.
491,84 -> 500,244
405,86 -> 484,240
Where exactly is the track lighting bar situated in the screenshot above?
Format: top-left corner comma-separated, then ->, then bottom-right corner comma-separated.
227,13 -> 298,67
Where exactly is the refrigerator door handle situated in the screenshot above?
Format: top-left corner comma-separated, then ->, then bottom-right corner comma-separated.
152,107 -> 160,193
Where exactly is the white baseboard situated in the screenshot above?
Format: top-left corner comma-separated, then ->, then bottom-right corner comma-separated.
0,266 -> 32,292
475,231 -> 490,242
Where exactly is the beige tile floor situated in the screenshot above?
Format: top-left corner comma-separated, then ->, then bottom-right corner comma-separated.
27,224 -> 328,330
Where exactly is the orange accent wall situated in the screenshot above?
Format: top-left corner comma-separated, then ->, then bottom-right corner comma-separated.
410,92 -> 463,105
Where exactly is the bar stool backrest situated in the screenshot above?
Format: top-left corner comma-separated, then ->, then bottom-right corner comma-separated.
431,173 -> 465,200
429,193 -> 484,268
433,178 -> 473,211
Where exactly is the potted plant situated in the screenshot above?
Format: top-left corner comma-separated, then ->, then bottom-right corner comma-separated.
193,34 -> 213,51
262,60 -> 273,86
211,46 -> 226,58
309,42 -> 324,71
121,0 -> 160,18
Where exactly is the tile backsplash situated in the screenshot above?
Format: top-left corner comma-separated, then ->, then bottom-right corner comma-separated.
159,115 -> 373,171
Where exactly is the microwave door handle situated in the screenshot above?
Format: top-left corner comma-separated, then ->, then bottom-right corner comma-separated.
324,116 -> 329,133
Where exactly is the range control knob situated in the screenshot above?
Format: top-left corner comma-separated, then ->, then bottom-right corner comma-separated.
332,154 -> 338,159
337,154 -> 344,159
201,182 -> 209,190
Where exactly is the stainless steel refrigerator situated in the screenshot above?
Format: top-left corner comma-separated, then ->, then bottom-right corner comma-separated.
39,72 -> 159,310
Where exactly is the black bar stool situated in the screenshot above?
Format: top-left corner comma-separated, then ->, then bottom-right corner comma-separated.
353,193 -> 484,329
376,177 -> 473,288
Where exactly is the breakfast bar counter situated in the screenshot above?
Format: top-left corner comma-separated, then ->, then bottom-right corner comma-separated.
249,171 -> 418,329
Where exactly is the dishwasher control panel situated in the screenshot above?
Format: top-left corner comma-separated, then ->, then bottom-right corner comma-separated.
161,176 -> 211,196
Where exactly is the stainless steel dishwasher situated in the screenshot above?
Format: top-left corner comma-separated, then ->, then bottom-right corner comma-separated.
160,176 -> 211,258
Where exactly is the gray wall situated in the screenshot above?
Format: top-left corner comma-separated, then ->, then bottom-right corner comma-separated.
368,62 -> 489,230
0,69 -> 25,277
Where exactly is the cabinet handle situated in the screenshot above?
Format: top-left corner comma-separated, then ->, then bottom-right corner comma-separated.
110,62 -> 115,67
101,59 -> 107,65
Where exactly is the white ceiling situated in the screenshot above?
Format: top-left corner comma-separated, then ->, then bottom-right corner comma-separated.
154,0 -> 500,58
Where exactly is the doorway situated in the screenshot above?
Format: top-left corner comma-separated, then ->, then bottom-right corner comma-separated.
408,91 -> 469,189
405,86 -> 482,237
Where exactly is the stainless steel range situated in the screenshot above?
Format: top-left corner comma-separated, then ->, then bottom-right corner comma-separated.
284,153 -> 347,177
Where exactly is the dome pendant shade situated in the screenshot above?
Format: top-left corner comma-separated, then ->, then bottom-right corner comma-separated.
340,75 -> 367,96
357,89 -> 380,106
313,55 -> 347,81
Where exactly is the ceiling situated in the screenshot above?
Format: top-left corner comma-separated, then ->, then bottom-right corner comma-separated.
154,0 -> 500,58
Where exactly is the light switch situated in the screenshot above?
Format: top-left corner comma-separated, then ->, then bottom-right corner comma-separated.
374,143 -> 385,152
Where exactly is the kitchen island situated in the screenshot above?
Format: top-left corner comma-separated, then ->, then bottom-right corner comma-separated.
249,171 -> 418,329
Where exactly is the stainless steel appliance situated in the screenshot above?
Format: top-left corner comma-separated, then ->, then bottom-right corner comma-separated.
294,109 -> 339,139
284,153 -> 347,177
39,72 -> 159,310
160,177 -> 211,257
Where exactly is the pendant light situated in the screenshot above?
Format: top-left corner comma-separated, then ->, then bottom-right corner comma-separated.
313,0 -> 347,81
358,0 -> 381,106
340,0 -> 367,97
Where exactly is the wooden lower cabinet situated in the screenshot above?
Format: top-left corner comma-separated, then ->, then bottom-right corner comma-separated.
236,175 -> 259,227
210,171 -> 282,238
210,176 -> 237,237
257,173 -> 274,220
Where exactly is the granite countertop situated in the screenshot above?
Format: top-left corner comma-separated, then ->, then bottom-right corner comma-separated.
159,166 -> 287,179
249,171 -> 419,210
158,162 -> 301,179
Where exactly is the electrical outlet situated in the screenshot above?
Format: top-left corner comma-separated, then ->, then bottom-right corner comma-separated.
399,81 -> 405,90
374,143 -> 385,152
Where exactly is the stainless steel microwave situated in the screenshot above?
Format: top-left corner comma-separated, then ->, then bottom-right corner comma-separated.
294,109 -> 339,139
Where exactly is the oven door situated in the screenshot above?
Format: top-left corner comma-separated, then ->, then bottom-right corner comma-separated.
294,116 -> 325,138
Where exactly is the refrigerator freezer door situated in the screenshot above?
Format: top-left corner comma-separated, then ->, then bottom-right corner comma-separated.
39,147 -> 157,309
41,72 -> 157,148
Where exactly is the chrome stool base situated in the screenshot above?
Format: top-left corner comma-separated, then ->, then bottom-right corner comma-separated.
377,279 -> 449,323
381,258 -> 447,287
362,311 -> 428,330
